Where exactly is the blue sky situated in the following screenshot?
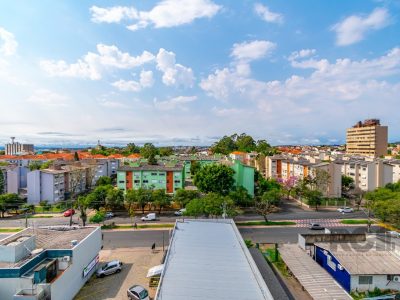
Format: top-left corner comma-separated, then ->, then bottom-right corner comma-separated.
0,0 -> 399,146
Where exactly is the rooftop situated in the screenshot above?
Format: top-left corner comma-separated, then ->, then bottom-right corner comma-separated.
119,163 -> 184,172
155,219 -> 273,300
316,241 -> 400,275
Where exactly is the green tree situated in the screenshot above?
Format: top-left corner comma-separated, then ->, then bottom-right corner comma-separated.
140,143 -> 158,159
89,185 -> 113,210
203,193 -> 236,218
305,189 -> 323,211
105,188 -> 124,210
89,210 -> 105,224
136,188 -> 153,214
125,143 -> 140,154
152,189 -> 171,213
342,175 -> 354,196
147,153 -> 158,165
159,147 -> 174,157
185,198 -> 205,218
210,135 -> 237,155
0,193 -> 22,215
255,189 -> 282,222
254,170 -> 280,196
96,176 -> 112,186
193,164 -> 234,195
229,187 -> 253,207
74,152 -> 80,161
76,195 -> 91,226
173,189 -> 199,209
190,161 -> 201,176
235,133 -> 256,152
125,189 -> 139,220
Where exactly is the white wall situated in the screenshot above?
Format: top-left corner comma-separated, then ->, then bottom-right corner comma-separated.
50,227 -> 102,300
0,277 -> 34,300
27,171 -> 41,205
351,275 -> 400,292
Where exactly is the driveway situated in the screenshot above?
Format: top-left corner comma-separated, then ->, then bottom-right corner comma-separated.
75,248 -> 164,300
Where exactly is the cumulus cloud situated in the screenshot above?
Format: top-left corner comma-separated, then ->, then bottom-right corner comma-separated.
288,49 -> 316,61
26,89 -> 68,106
99,100 -> 129,108
331,8 -> 390,46
254,3 -> 283,24
154,95 -> 197,110
0,27 -> 17,56
231,40 -> 276,62
156,48 -> 195,87
90,6 -> 138,23
40,44 -> 155,80
90,0 -> 221,31
112,70 -> 154,92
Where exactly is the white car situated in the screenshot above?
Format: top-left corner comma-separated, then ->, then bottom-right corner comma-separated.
96,260 -> 122,278
141,213 -> 157,221
337,207 -> 354,213
106,212 -> 114,219
127,285 -> 150,300
388,231 -> 400,238
174,208 -> 186,216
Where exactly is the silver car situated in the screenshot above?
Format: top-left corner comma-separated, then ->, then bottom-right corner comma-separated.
96,260 -> 122,278
127,285 -> 150,300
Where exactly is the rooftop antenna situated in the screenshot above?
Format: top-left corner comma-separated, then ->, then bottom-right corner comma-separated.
11,137 -> 15,144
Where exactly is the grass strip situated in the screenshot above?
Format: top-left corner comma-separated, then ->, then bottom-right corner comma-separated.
340,219 -> 372,225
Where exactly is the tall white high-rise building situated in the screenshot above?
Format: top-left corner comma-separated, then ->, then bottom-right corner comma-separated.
5,137 -> 34,155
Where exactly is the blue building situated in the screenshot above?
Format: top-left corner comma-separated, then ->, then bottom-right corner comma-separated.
315,242 -> 400,293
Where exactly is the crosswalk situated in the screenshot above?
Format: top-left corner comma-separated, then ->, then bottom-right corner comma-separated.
294,218 -> 353,228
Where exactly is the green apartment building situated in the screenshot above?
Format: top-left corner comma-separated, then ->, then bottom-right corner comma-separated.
117,163 -> 185,194
231,160 -> 255,197
175,155 -> 221,179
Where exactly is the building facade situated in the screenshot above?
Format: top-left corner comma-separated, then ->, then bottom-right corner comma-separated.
5,138 -> 34,156
117,163 -> 185,194
346,119 -> 388,157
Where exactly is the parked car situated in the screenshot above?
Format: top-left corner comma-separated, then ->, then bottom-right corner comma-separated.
127,285 -> 150,300
63,209 -> 75,217
388,231 -> 400,238
174,208 -> 186,216
106,212 -> 115,219
337,207 -> 354,213
96,260 -> 122,278
141,213 -> 157,221
309,223 -> 325,230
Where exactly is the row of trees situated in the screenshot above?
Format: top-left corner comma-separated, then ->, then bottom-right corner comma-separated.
365,181 -> 400,228
90,143 -> 173,160
210,133 -> 278,155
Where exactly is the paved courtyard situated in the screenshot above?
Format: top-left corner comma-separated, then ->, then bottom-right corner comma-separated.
75,247 -> 164,300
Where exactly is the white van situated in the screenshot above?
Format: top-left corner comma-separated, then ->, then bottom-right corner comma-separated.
141,213 -> 157,221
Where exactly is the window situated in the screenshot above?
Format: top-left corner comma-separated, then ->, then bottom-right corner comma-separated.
174,180 -> 180,184
151,173 -> 157,176
134,180 -> 140,184
118,180 -> 125,183
359,276 -> 373,285
143,180 -> 148,183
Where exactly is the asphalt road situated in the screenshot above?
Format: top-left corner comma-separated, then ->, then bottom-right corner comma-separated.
0,200 -> 369,228
102,225 -> 383,249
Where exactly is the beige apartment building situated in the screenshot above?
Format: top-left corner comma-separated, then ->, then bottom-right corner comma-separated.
346,119 -> 388,157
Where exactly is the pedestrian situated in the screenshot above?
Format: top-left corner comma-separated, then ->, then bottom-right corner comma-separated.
134,222 -> 138,229
151,242 -> 156,253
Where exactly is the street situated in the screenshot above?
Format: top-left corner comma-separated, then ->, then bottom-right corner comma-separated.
0,200 -> 369,228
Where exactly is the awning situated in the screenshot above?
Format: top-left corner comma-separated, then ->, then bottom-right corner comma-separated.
146,264 -> 164,278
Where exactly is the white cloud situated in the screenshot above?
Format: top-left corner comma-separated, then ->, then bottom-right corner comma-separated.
254,3 -> 283,24
140,70 -> 154,88
112,80 -> 142,92
156,48 -> 195,87
231,40 -> 276,62
332,8 -> 390,46
212,107 -> 243,117
288,49 -> 316,61
99,100 -> 129,108
154,95 -> 197,110
90,6 -> 138,23
112,70 -> 154,92
26,89 -> 68,106
0,27 -> 17,56
40,44 -> 155,80
90,0 -> 221,31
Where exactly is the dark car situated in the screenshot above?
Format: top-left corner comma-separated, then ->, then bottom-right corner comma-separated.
309,223 -> 325,230
127,285 -> 150,300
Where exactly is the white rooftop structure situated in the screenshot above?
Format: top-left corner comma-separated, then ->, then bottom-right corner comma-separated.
155,219 -> 273,300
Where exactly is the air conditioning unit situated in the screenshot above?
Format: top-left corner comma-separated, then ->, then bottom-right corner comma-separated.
62,256 -> 70,262
393,276 -> 400,282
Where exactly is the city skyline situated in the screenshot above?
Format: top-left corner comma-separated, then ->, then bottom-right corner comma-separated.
1,0 -> 400,146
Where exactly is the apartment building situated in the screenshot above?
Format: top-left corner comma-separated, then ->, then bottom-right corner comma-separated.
346,119 -> 388,157
5,137 -> 34,155
388,160 -> 400,183
266,155 -> 342,197
27,164 -> 91,204
117,163 -> 185,194
337,159 -> 393,191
